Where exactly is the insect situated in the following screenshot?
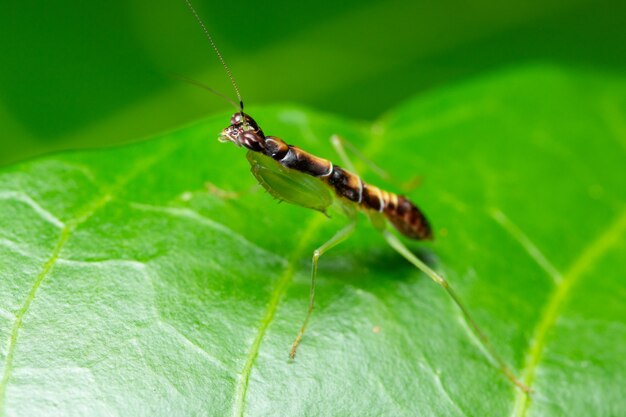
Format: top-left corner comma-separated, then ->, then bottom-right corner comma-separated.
184,0 -> 528,392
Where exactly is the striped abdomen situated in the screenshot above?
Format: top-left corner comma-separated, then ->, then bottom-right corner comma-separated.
263,135 -> 433,240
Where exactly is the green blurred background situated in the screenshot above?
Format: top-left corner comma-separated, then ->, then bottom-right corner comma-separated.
0,0 -> 624,166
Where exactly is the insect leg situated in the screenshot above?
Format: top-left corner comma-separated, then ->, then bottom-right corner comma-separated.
382,230 -> 530,393
204,182 -> 242,199
330,135 -> 422,192
330,135 -> 389,179
290,220 -> 357,359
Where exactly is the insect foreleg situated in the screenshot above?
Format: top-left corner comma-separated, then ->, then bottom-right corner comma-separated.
382,230 -> 530,393
290,220 -> 357,359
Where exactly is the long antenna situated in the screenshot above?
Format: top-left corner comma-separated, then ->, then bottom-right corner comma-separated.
170,73 -> 240,110
184,0 -> 244,111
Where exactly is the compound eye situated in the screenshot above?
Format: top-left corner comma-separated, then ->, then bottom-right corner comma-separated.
230,112 -> 243,125
243,115 -> 259,130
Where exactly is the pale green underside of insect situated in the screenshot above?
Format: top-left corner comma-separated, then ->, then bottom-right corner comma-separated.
246,151 -> 386,228
246,151 -> 333,213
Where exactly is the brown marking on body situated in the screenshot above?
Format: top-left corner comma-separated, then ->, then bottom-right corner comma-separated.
279,146 -> 333,177
227,119 -> 434,240
362,184 -> 384,212
380,190 -> 393,211
384,195 -> 432,240
264,136 -> 289,159
324,166 -> 363,202
266,137 -> 432,240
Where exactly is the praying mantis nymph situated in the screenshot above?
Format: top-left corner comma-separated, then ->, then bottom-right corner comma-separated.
184,0 -> 529,392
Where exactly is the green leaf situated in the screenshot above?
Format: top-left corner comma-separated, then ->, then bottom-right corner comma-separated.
1,65 -> 625,416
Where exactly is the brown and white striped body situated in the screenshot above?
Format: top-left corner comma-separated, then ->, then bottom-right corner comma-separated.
220,113 -> 432,240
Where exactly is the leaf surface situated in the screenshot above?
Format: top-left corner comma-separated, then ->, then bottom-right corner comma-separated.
0,66 -> 625,417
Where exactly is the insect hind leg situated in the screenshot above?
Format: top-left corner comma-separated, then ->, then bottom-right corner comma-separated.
330,135 -> 390,179
330,135 -> 423,192
382,230 -> 530,393
290,220 -> 357,359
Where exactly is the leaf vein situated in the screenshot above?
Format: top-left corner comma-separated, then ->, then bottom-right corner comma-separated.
126,203 -> 285,263
489,208 -> 562,284
0,146 -> 178,414
0,226 -> 70,411
0,191 -> 65,229
0,238 -> 36,259
231,214 -> 326,417
157,320 -> 227,371
423,355 -> 469,417
512,209 -> 626,417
